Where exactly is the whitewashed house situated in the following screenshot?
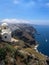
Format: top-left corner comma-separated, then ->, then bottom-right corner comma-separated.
1,23 -> 11,42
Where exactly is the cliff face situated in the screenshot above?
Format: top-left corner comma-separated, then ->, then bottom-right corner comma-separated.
0,23 -> 49,65
12,24 -> 37,46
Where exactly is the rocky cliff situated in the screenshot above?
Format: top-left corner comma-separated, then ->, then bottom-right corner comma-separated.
0,23 -> 49,65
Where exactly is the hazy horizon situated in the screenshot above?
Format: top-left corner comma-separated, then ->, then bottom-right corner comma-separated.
0,19 -> 49,25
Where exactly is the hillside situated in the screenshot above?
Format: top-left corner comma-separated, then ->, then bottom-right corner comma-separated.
12,24 -> 37,46
0,23 -> 49,65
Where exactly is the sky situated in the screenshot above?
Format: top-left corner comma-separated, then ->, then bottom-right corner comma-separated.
0,0 -> 49,25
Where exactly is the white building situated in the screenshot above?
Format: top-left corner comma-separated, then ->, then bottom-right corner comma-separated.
1,23 -> 11,42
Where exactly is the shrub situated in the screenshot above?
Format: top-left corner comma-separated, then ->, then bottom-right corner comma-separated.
0,48 -> 7,60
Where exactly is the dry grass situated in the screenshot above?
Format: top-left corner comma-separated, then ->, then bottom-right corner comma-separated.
23,48 -> 46,61
0,40 -> 47,62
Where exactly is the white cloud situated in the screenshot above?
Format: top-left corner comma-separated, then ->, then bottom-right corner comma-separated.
1,19 -> 49,25
1,19 -> 30,24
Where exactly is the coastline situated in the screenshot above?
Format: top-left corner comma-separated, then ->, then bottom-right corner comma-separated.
34,44 -> 48,58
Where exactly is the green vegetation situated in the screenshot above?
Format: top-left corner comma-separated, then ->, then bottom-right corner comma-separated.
0,29 -> 1,33
0,43 -> 16,58
0,48 -> 6,60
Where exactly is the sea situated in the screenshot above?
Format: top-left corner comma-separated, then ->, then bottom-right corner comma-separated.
34,25 -> 49,56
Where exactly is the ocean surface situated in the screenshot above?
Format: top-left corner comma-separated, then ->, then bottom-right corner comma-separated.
34,25 -> 49,56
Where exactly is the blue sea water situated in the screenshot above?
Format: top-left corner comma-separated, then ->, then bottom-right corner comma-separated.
34,25 -> 49,56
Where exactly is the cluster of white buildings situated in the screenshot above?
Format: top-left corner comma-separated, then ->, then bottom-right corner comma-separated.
0,23 -> 12,42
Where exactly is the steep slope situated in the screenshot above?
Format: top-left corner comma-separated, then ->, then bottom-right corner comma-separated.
0,23 -> 49,65
12,24 -> 37,46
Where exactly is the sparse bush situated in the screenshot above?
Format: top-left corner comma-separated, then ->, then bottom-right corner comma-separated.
0,48 -> 7,60
5,44 -> 16,58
